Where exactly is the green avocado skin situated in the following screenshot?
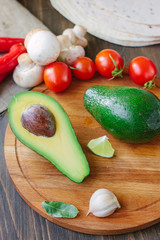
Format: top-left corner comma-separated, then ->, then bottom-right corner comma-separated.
83,85 -> 160,143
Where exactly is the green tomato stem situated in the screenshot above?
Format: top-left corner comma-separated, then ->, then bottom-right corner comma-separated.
109,54 -> 125,80
144,78 -> 156,89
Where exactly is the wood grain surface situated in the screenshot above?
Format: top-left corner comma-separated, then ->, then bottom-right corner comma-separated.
1,0 -> 160,239
4,74 -> 160,235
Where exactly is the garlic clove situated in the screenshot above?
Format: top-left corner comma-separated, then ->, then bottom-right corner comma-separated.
88,203 -> 119,217
87,188 -> 120,217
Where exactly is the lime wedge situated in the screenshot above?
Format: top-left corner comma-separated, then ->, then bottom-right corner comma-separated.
87,136 -> 115,158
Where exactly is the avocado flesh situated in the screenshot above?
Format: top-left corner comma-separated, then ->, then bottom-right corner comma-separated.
83,85 -> 160,143
8,91 -> 90,183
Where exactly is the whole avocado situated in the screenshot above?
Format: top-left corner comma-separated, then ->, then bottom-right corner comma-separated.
83,85 -> 160,143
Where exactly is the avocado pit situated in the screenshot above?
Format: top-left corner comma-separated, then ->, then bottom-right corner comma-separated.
21,104 -> 56,137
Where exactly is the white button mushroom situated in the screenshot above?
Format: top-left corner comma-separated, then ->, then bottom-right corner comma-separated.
57,34 -> 85,65
25,29 -> 60,66
59,45 -> 85,65
24,28 -> 45,49
13,53 -> 45,88
57,34 -> 71,50
62,25 -> 88,48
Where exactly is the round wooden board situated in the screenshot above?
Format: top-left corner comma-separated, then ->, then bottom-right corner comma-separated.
4,73 -> 160,235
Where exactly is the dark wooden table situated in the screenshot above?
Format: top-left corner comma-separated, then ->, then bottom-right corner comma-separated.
1,0 -> 160,239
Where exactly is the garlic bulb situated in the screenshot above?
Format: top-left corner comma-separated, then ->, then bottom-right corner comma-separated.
87,188 -> 120,217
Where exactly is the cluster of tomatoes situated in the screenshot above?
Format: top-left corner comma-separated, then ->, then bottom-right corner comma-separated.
44,49 -> 157,92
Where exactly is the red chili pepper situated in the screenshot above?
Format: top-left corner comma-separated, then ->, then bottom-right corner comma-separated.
0,71 -> 12,83
0,37 -> 24,52
0,43 -> 26,75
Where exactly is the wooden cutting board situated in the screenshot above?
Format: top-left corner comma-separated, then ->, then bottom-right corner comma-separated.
4,72 -> 160,235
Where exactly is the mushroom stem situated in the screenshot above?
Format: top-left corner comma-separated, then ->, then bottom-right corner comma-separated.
18,53 -> 34,69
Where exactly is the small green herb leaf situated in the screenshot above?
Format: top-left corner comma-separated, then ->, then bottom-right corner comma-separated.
41,201 -> 79,218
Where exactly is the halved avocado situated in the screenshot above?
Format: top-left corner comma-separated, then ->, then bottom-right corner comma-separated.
8,91 -> 90,183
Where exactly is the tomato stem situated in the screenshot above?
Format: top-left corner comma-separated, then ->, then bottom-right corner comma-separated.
144,77 -> 156,89
109,54 -> 125,80
69,66 -> 77,70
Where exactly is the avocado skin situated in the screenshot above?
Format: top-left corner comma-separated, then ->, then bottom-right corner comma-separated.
83,85 -> 160,143
8,91 -> 90,183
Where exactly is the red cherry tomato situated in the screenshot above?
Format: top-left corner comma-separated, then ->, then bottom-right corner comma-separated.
129,56 -> 157,86
72,57 -> 96,80
44,62 -> 71,92
95,49 -> 124,79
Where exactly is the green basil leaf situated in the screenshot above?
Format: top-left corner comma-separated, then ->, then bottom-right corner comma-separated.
41,201 -> 79,218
